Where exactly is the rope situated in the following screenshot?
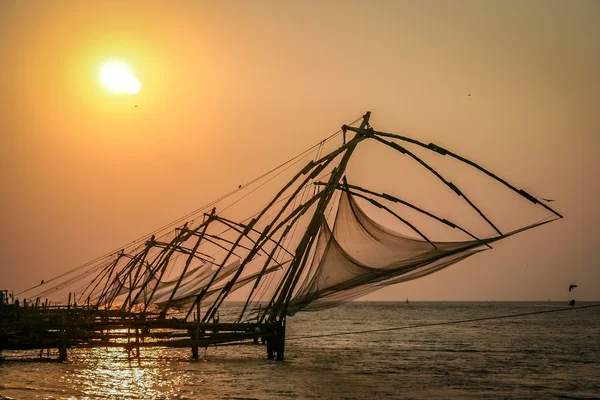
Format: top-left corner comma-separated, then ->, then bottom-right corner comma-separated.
286,304 -> 600,341
121,116 -> 359,236
244,143 -> 328,320
16,117 -> 362,297
219,150 -> 314,214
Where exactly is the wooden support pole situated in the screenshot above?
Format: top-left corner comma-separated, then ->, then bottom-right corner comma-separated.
161,212 -> 214,319
276,319 -> 286,361
201,143 -> 349,322
58,312 -> 67,362
110,247 -> 151,310
191,329 -> 199,360
189,301 -> 201,359
141,228 -> 190,311
238,229 -> 290,322
127,327 -> 131,359
265,319 -> 286,360
135,328 -> 140,358
276,140 -> 363,319
90,251 -> 123,310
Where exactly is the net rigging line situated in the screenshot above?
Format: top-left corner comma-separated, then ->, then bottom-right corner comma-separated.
243,144 -> 328,320
118,117 -> 360,240
286,304 -> 600,341
198,167 -> 336,261
219,148 -> 319,214
28,170 -> 336,304
16,117 -> 361,297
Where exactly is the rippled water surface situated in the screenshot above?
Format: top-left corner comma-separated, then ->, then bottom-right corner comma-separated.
1,302 -> 599,399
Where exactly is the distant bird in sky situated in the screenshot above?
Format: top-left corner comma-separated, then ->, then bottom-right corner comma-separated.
569,284 -> 577,292
40,280 -> 44,285
238,185 -> 242,189
468,93 -> 471,97
542,198 -> 555,202
134,105 -> 139,107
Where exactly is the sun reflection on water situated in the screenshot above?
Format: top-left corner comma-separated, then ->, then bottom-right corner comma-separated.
74,346 -> 183,399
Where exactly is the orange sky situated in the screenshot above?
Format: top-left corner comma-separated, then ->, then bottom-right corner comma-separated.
1,0 -> 598,301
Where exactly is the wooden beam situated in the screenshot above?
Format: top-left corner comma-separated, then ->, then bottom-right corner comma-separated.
160,211 -> 215,318
371,135 -> 503,236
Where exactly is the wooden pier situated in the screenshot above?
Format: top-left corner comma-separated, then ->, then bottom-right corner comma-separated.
0,301 -> 282,361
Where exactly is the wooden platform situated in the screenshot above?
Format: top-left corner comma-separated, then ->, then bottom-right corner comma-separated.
0,303 -> 280,361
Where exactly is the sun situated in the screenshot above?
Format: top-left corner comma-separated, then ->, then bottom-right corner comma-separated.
100,61 -> 141,95
123,76 -> 141,95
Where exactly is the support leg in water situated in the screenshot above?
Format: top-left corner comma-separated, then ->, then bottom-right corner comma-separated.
190,328 -> 199,359
266,337 -> 274,359
275,334 -> 285,361
269,319 -> 286,361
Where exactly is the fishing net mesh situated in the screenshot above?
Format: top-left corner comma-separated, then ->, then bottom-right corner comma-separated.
288,191 -> 487,314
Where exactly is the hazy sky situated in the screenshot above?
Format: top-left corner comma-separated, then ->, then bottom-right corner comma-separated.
1,0 -> 598,301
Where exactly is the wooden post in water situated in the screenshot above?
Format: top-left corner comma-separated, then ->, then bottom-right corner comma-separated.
58,312 -> 67,362
266,319 -> 286,360
275,319 -> 286,361
127,327 -> 131,359
191,302 -> 201,359
135,327 -> 140,358
191,329 -> 199,359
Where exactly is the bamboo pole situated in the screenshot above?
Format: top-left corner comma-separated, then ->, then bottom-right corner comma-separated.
275,112 -> 371,321
161,210 -> 215,319
371,135 -> 503,236
359,128 -> 563,219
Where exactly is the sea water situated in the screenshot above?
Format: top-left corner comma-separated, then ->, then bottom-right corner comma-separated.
1,302 -> 598,399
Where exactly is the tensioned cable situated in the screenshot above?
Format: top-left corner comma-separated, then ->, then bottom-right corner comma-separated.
96,173 -> 333,308
117,117 -> 359,241
17,118 -> 361,296
219,150 -> 316,214
73,138 -> 340,308
29,134 -> 345,301
287,304 -> 600,341
244,144 -> 328,319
